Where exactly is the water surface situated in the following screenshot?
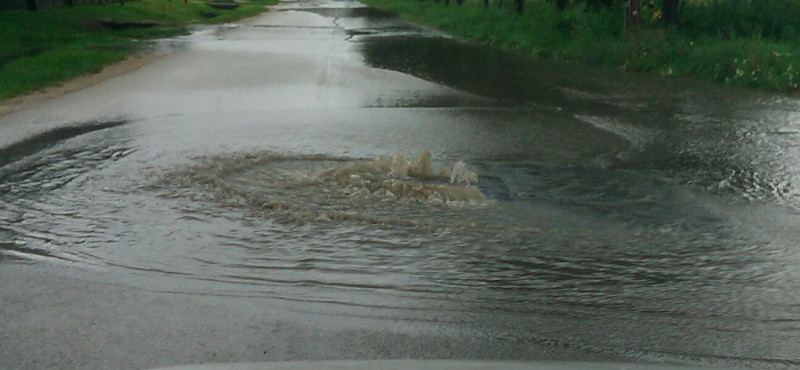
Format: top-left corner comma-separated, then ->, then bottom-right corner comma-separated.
1,1 -> 799,368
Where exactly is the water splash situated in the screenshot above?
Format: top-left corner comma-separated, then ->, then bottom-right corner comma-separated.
321,150 -> 482,205
152,151 -> 489,226
450,160 -> 478,186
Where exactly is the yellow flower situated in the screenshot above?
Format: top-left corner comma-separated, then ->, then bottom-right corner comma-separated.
651,10 -> 663,23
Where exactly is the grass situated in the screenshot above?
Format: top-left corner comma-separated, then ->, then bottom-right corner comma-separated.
0,0 -> 277,99
361,0 -> 800,93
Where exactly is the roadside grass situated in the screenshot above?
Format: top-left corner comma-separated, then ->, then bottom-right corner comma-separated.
0,0 -> 277,99
361,0 -> 800,93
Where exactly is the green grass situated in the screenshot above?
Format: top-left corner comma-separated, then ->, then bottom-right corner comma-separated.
0,0 -> 277,99
361,0 -> 800,93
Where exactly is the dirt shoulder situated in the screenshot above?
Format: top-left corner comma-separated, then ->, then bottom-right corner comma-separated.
0,52 -> 163,118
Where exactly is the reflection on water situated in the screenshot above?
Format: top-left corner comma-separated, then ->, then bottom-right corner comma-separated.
359,35 -> 800,212
358,36 -> 639,113
287,6 -> 398,19
0,120 -> 127,167
1,3 -> 800,368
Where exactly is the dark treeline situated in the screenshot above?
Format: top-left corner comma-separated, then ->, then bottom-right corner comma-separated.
427,0 -> 680,26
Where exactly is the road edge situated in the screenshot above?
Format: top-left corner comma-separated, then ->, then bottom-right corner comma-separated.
0,52 -> 165,118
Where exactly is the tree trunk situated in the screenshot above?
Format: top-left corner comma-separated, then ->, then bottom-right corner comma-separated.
586,0 -> 612,7
515,0 -> 522,13
555,0 -> 566,11
661,0 -> 679,24
626,0 -> 640,28
26,0 -> 37,10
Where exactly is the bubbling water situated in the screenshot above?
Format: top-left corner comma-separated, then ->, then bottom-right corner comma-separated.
320,150 -> 483,206
154,150 -> 489,226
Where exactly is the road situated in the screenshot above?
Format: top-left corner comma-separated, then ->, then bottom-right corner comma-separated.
0,2 -> 626,369
2,1 -> 799,370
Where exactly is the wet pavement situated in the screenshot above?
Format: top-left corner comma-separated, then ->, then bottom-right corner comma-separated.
1,1 -> 800,369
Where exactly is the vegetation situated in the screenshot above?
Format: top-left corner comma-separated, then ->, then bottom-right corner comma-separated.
361,0 -> 800,93
0,0 -> 276,99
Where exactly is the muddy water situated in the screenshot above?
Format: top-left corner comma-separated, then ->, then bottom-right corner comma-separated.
2,1 -> 800,368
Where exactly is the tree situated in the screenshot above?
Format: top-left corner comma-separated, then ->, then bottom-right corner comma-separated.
26,0 -> 37,11
585,0 -> 613,7
498,0 -> 524,12
661,0 -> 679,24
626,0 -> 641,28
556,0 -> 567,11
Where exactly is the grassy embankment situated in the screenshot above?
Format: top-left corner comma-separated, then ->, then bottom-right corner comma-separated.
362,0 -> 800,93
0,0 -> 276,99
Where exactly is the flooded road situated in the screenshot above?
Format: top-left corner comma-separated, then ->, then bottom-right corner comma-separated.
1,1 -> 799,369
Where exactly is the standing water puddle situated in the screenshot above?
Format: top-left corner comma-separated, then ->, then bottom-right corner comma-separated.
1,1 -> 799,368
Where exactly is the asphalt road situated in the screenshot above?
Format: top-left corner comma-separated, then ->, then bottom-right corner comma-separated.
0,2 -> 627,369
2,264 -> 627,370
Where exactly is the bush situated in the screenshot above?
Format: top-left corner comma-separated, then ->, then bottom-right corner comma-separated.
681,0 -> 800,42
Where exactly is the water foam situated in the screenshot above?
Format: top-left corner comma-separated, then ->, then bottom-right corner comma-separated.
320,150 -> 483,207
153,151 -> 488,226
